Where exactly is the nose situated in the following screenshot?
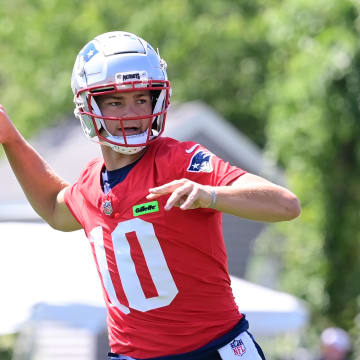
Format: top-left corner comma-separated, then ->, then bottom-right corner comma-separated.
120,104 -> 136,118
124,102 -> 150,117
120,104 -> 145,129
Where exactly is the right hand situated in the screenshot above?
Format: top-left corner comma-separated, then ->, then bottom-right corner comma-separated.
0,104 -> 18,145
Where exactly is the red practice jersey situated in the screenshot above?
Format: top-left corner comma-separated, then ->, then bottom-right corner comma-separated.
65,137 -> 246,358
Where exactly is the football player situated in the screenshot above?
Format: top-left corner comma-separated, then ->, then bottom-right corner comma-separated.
0,31 -> 301,360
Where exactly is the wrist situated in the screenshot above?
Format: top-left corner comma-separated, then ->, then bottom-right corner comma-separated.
208,187 -> 217,209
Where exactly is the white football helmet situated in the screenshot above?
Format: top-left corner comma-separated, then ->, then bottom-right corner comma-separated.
71,31 -> 171,154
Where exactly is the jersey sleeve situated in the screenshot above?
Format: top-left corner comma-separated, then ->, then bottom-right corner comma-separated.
63,158 -> 102,229
173,142 -> 247,186
64,182 -> 86,227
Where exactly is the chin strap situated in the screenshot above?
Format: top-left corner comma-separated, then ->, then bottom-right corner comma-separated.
105,130 -> 153,145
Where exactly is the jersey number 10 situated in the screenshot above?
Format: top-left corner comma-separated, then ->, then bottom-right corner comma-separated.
90,218 -> 179,314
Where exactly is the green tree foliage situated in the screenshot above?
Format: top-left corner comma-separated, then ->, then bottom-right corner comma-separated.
0,335 -> 15,360
259,0 -> 360,349
0,0 -> 270,145
0,0 -> 359,355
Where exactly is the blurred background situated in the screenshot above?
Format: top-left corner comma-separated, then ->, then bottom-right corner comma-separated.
0,0 -> 359,359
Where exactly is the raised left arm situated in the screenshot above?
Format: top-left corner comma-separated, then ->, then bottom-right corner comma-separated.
146,173 -> 301,222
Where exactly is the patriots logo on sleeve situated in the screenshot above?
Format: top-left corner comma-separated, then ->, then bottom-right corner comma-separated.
187,150 -> 213,173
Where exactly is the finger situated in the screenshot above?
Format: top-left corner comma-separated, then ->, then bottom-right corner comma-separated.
146,181 -> 183,200
164,183 -> 192,211
146,180 -> 188,201
179,187 -> 200,210
145,192 -> 163,200
148,179 -> 185,195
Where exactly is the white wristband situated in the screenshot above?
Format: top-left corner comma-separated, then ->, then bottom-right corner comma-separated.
209,188 -> 217,208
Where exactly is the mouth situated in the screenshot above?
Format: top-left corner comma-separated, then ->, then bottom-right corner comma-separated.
113,120 -> 142,136
121,126 -> 141,136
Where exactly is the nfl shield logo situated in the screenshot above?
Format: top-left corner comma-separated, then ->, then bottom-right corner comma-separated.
103,200 -> 113,216
230,339 -> 246,356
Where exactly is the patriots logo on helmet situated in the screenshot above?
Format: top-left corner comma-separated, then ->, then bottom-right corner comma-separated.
187,150 -> 213,173
82,42 -> 99,62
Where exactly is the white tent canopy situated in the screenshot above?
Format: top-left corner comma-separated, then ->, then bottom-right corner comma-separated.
0,221 -> 308,337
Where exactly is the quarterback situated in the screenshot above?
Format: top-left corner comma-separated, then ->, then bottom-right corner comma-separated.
0,31 -> 301,360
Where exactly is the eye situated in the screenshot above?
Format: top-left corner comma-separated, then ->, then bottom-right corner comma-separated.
137,98 -> 149,105
109,101 -> 122,107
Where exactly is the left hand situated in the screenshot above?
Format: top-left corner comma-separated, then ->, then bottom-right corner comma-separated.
146,178 -> 213,211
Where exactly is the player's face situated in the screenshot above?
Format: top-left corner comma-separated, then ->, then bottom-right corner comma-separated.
96,90 -> 152,136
